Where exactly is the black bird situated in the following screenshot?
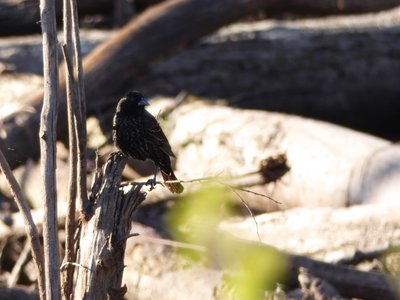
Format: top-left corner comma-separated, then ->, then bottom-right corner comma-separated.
113,91 -> 184,193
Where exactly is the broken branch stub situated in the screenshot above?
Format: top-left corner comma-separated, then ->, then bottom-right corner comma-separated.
74,152 -> 146,299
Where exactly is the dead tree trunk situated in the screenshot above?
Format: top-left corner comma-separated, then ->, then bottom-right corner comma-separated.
73,152 -> 145,299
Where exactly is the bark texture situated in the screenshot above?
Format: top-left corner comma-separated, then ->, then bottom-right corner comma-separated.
74,152 -> 146,299
139,12 -> 400,138
39,0 -> 61,297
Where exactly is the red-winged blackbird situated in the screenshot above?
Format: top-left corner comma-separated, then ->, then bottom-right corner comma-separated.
113,91 -> 184,193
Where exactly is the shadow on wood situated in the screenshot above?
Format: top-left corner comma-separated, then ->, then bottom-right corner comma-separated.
73,151 -> 146,299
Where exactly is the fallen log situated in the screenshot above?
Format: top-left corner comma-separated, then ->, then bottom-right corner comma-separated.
0,0 -> 270,170
1,167 -> 397,299
219,203 -> 400,261
2,202 -> 397,299
145,100 -> 400,210
2,99 -> 400,213
122,227 -> 398,300
139,8 -> 400,138
2,0 -> 400,36
2,8 -> 400,171
287,252 -> 396,300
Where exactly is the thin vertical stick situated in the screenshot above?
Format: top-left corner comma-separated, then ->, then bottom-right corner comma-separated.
61,44 -> 77,300
7,240 -> 31,288
70,0 -> 89,215
60,0 -> 78,296
39,0 -> 61,298
0,149 -> 46,299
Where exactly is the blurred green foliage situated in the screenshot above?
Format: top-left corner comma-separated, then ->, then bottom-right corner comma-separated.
167,184 -> 288,299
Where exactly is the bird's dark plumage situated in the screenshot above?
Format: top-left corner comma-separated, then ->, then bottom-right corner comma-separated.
113,91 -> 184,193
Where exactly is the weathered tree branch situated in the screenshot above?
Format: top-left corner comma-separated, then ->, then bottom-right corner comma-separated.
71,0 -> 90,215
39,0 -> 61,297
7,240 -> 32,288
0,148 -> 45,299
60,0 -> 90,295
73,152 -> 146,299
60,2 -> 78,299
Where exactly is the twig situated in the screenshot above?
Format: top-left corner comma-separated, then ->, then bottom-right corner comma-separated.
0,148 -> 45,299
122,174 -> 280,244
219,154 -> 289,184
225,186 -> 262,243
70,0 -> 89,216
61,45 -> 74,79
234,187 -> 282,205
123,176 -> 282,205
159,90 -> 189,119
115,233 -> 140,247
134,235 -> 207,252
0,239 -> 7,260
39,0 -> 61,296
122,154 -> 287,207
121,155 -> 286,247
337,246 -> 400,266
7,240 -> 31,287
60,1 -> 78,297
171,178 -> 282,205
60,262 -> 90,272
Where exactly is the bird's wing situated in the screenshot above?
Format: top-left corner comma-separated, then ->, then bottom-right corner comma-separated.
143,111 -> 176,157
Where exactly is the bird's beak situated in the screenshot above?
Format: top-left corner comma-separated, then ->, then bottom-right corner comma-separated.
138,97 -> 150,106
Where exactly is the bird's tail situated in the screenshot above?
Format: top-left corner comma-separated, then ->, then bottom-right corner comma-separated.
161,168 -> 184,194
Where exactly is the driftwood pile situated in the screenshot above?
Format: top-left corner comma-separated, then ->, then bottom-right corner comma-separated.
0,0 -> 400,299
1,95 -> 400,299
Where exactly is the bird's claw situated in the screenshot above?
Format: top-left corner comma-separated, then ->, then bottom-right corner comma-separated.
146,178 -> 156,191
